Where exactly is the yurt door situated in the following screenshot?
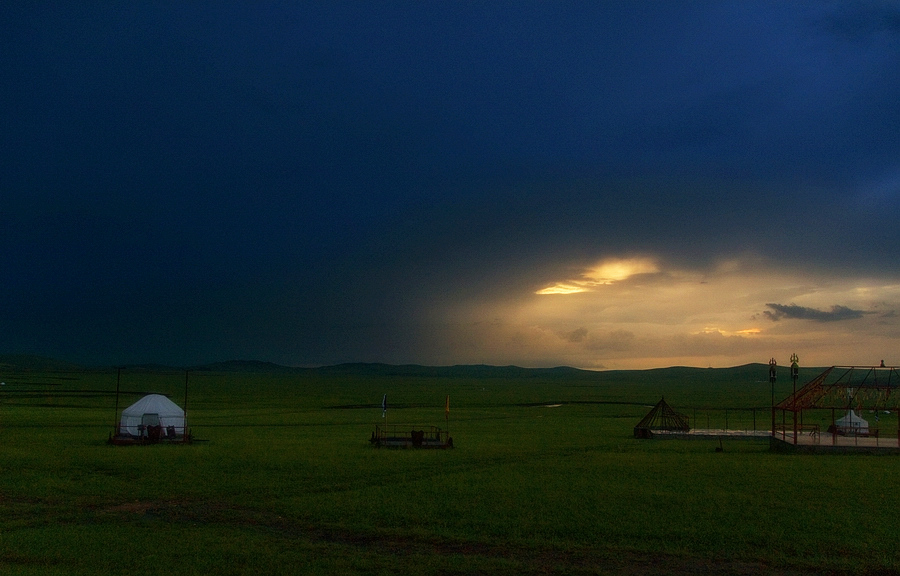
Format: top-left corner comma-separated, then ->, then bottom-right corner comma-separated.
142,413 -> 160,437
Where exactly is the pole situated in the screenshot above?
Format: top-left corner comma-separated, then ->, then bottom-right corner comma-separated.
444,394 -> 450,437
113,367 -> 122,436
832,408 -> 836,446
793,405 -> 797,444
183,370 -> 190,438
769,358 -> 777,439
791,353 -> 799,444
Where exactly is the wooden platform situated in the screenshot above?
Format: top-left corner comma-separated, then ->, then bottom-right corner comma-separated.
108,431 -> 192,445
770,430 -> 900,454
646,428 -> 900,454
370,424 -> 453,449
647,429 -> 770,440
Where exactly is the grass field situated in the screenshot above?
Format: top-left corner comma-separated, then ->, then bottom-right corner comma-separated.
1,363 -> 898,575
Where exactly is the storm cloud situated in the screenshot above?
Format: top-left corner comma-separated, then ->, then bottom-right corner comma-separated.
2,3 -> 900,368
764,304 -> 868,323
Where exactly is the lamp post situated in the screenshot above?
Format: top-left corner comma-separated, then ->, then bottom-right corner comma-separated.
769,358 -> 777,439
790,353 -> 799,444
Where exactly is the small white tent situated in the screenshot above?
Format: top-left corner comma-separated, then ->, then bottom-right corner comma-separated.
119,394 -> 185,438
835,409 -> 869,434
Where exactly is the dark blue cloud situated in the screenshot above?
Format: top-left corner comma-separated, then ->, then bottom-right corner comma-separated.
820,1 -> 900,41
764,304 -> 869,323
1,2 -> 899,365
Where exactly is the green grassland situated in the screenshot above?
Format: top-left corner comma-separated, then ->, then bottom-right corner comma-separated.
0,363 -> 898,575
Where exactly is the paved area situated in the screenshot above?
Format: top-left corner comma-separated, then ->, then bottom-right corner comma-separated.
772,430 -> 900,448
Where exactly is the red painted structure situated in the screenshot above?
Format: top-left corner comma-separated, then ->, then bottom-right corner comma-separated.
773,365 -> 900,451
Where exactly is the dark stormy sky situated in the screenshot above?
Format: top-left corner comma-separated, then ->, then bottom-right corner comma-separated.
3,2 -> 900,369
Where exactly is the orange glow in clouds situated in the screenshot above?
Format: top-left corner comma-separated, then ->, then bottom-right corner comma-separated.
535,284 -> 588,295
536,257 -> 659,295
429,254 -> 900,369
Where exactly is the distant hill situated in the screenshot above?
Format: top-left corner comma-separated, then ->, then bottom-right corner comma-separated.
195,360 -> 301,373
120,363 -> 183,372
308,363 -> 592,378
0,354 -> 85,372
0,355 -> 823,382
186,361 -> 594,378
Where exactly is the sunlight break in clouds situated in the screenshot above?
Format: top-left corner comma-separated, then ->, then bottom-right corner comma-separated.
535,283 -> 588,295
424,255 -> 900,370
536,257 -> 659,295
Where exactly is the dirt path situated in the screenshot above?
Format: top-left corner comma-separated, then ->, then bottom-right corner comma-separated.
92,499 -> 868,576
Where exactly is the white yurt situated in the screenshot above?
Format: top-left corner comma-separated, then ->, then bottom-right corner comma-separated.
119,394 -> 186,437
835,409 -> 869,434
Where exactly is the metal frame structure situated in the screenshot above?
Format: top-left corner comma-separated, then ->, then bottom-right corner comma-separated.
773,365 -> 900,449
634,397 -> 690,438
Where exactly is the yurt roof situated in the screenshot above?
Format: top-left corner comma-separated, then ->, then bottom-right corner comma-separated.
836,410 -> 868,426
121,394 -> 184,417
